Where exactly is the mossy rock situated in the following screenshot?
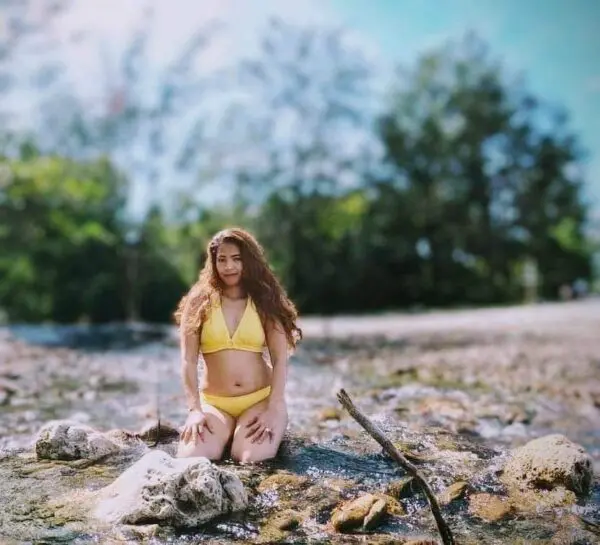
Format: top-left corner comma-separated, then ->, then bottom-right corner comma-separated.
386,477 -> 419,499
256,471 -> 310,497
330,493 -> 388,532
468,493 -> 514,522
438,481 -> 469,506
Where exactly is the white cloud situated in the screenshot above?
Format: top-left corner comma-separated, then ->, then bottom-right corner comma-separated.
28,0 -> 367,103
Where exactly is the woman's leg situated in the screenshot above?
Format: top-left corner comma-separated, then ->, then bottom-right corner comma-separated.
230,399 -> 288,463
176,403 -> 235,460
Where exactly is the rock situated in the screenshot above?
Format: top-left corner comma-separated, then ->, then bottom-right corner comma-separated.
258,509 -> 305,544
504,404 -> 535,425
417,396 -> 471,421
551,513 -> 600,544
93,450 -> 247,527
136,420 -> 181,444
468,493 -> 513,522
551,530 -> 597,545
270,509 -> 303,531
438,481 -> 468,506
0,377 -> 21,405
301,483 -> 344,522
375,493 -> 404,516
103,428 -> 145,448
331,493 -> 387,532
115,524 -> 161,541
0,389 -> 9,406
318,407 -> 343,421
363,498 -> 387,530
257,471 -> 310,495
36,420 -> 122,461
510,487 -> 577,513
501,434 -> 593,497
387,477 -> 418,499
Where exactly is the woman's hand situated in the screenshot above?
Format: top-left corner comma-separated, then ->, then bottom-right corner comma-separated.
181,409 -> 213,444
245,400 -> 284,444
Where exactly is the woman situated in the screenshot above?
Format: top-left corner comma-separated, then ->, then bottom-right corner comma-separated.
174,227 -> 302,463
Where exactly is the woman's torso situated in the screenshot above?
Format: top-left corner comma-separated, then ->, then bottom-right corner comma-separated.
199,295 -> 272,396
202,350 -> 272,396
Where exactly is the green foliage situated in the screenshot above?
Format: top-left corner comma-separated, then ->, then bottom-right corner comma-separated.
0,152 -> 129,322
0,24 -> 594,322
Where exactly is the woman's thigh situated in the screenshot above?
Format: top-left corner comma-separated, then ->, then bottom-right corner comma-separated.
176,403 -> 235,460
230,400 -> 288,463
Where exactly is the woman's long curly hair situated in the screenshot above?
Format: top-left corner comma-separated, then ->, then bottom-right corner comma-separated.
174,227 -> 302,349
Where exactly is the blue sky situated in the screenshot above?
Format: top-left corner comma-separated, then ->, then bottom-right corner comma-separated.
329,0 -> 600,213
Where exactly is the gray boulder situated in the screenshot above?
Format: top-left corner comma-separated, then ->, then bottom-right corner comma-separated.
93,450 -> 247,527
36,420 -> 123,460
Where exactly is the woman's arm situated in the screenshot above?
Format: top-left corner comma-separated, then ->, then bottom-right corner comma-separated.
180,330 -> 202,412
266,320 -> 289,405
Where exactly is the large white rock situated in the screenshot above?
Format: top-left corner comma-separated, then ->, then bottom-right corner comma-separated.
93,450 -> 248,527
36,420 -> 122,460
501,434 -> 593,497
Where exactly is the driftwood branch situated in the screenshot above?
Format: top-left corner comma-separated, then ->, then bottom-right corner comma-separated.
336,388 -> 455,545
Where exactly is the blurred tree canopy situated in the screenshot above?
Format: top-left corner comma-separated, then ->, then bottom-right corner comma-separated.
0,16 -> 594,323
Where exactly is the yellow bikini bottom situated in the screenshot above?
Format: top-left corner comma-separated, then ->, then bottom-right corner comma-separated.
200,386 -> 271,418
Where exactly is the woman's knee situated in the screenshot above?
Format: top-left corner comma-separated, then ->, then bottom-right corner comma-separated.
230,444 -> 278,464
176,438 -> 227,460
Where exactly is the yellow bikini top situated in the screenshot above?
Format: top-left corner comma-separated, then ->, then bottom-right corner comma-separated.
200,294 -> 266,354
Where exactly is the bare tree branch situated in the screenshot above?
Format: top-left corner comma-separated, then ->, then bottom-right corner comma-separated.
336,388 -> 455,545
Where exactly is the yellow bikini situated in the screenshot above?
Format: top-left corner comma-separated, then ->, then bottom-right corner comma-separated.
200,387 -> 271,418
200,295 -> 265,354
199,295 -> 271,417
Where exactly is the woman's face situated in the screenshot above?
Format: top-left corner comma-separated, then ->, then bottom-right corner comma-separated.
215,241 -> 243,287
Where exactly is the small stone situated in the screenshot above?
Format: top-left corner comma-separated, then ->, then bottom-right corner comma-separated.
331,493 -> 387,532
438,481 -> 468,506
117,524 -> 160,540
302,483 -> 343,521
387,477 -> 418,499
136,420 -> 181,444
270,509 -> 303,531
257,472 -> 309,494
0,390 -> 10,405
374,493 -> 404,516
318,407 -> 343,421
363,498 -> 387,530
468,493 -> 513,522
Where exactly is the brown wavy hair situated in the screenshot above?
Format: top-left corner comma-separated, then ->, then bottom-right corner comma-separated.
174,227 -> 302,348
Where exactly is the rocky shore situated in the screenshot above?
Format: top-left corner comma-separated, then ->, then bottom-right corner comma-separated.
0,300 -> 599,544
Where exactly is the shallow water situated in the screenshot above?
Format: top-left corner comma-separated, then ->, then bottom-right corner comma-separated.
1,309 -> 599,544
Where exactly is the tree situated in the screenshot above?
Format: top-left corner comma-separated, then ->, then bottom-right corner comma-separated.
513,120 -> 592,298
375,33 -> 592,305
34,8 -> 221,219
0,148 -> 129,322
13,9 -> 223,319
217,18 -> 378,310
